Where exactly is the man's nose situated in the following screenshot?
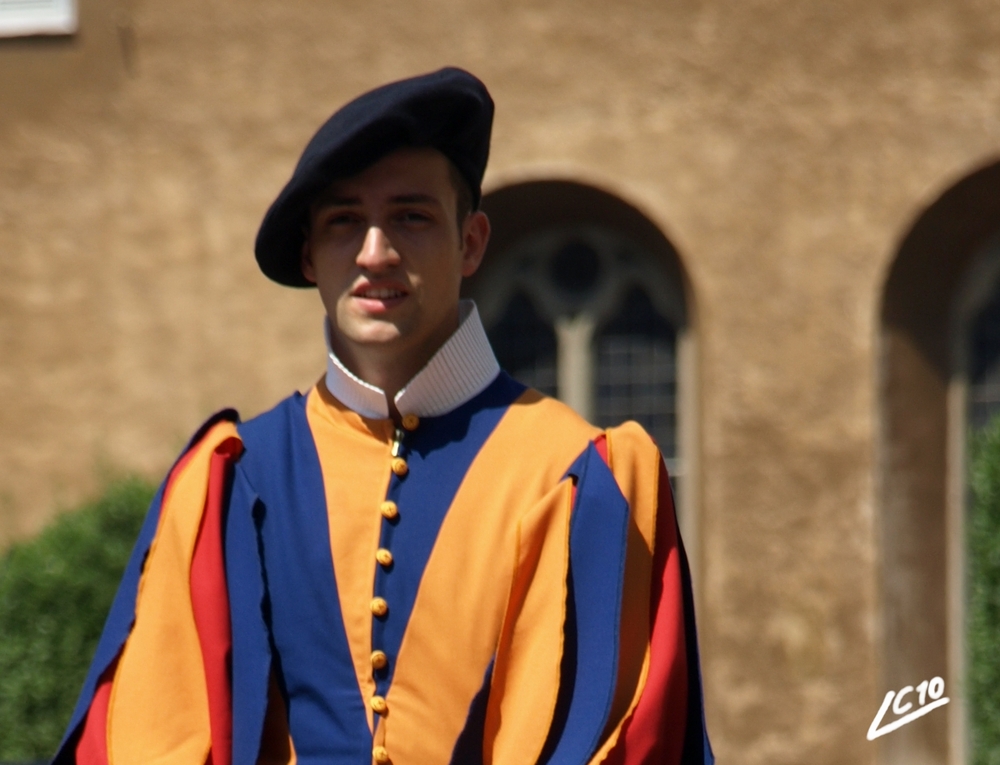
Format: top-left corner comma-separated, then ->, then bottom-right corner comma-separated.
356,225 -> 400,271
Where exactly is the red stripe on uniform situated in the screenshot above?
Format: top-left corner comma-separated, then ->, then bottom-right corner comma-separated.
594,434 -> 609,463
191,437 -> 243,765
74,657 -> 117,765
600,456 -> 688,765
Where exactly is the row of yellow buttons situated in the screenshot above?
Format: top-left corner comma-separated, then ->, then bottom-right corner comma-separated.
370,597 -> 388,617
373,497 -> 396,693
368,417 -> 419,765
373,502 -> 395,666
390,415 -> 418,476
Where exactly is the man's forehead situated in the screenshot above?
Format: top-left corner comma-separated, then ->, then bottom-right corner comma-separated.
312,147 -> 454,207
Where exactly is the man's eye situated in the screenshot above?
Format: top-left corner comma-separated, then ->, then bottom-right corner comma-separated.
398,211 -> 432,224
325,213 -> 357,226
315,206 -> 361,225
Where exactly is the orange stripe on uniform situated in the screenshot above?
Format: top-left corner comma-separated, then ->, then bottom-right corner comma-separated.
306,382 -> 395,733
485,478 -> 574,765
106,421 -> 241,765
75,434 -> 206,765
381,390 -> 598,764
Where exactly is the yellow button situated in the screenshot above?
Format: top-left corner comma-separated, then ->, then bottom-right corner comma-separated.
373,746 -> 390,764
401,413 -> 420,431
376,548 -> 394,567
371,695 -> 388,714
379,501 -> 398,520
371,650 -> 388,670
391,457 -> 408,476
370,597 -> 388,617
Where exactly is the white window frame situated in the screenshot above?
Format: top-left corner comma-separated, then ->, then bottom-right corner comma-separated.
0,0 -> 76,37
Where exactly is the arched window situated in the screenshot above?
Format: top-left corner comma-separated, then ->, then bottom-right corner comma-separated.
464,180 -> 693,523
879,160 -> 1000,765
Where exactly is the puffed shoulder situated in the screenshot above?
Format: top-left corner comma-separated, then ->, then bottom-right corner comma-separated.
187,407 -> 240,438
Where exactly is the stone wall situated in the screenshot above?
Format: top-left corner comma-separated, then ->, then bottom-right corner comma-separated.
3,1 -> 1000,762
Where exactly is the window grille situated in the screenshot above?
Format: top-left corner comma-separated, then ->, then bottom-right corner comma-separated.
487,291 -> 558,399
596,287 -> 677,457
473,225 -> 682,467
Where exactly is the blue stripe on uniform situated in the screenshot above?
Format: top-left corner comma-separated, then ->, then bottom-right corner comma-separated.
448,658 -> 495,765
225,467 -> 274,765
371,373 -> 525,696
677,529 -> 714,765
540,442 -> 631,765
237,395 -> 370,764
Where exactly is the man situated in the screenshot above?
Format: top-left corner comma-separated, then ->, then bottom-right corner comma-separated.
55,68 -> 712,765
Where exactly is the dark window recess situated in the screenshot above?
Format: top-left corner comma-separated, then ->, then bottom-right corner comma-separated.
549,239 -> 602,296
595,287 -> 677,458
970,286 -> 1000,430
487,292 -> 558,397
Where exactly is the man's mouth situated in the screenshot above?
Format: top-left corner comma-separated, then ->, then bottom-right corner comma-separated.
356,287 -> 406,299
350,284 -> 409,312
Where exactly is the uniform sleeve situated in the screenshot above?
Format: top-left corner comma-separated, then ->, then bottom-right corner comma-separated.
52,414 -> 243,765
475,425 -> 712,765
591,425 -> 714,765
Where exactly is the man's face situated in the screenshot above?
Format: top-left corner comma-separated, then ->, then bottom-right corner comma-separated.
301,147 -> 489,376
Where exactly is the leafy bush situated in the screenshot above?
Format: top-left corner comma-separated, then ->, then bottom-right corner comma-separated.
969,418 -> 1000,765
0,477 -> 154,761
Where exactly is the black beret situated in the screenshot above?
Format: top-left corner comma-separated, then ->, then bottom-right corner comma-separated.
255,67 -> 494,287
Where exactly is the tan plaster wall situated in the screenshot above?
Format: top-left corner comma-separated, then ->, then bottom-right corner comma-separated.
2,1 -> 1000,763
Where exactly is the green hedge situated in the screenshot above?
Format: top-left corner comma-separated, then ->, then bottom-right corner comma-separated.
970,417 -> 1000,765
0,477 -> 154,761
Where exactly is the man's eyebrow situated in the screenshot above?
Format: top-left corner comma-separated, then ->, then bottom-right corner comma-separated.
312,192 -> 442,209
389,193 -> 441,205
314,194 -> 361,208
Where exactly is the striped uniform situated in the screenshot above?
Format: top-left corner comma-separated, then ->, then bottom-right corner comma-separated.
55,374 -> 712,765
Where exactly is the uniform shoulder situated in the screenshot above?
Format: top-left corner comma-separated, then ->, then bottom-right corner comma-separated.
507,388 -> 663,458
602,419 -> 663,468
181,407 -> 240,451
604,419 -> 660,451
236,391 -> 308,441
176,394 -> 302,451
508,387 -> 602,442
228,391 -> 313,495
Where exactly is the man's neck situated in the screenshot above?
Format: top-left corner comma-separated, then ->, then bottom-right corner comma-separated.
330,329 -> 456,406
328,297 -> 465,402
322,301 -> 501,421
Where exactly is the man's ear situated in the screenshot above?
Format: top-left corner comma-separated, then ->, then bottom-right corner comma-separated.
300,238 -> 317,284
460,210 -> 490,278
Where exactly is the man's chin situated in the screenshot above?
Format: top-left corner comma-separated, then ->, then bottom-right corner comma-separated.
336,324 -> 406,351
